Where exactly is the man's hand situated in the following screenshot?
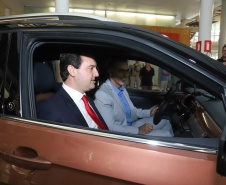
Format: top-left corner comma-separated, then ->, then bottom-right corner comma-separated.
150,107 -> 158,117
139,123 -> 153,135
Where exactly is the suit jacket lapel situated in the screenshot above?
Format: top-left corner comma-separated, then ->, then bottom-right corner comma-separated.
106,80 -> 125,114
59,88 -> 89,127
59,88 -> 109,130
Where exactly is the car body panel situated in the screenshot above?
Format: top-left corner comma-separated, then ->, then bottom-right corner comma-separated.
0,116 -> 225,185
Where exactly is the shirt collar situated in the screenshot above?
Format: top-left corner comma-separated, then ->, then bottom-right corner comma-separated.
62,83 -> 85,103
109,79 -> 124,96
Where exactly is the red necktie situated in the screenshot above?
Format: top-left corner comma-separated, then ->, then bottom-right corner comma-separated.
82,95 -> 107,130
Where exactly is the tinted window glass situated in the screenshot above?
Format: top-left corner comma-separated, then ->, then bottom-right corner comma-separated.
0,33 -> 9,114
4,33 -> 20,116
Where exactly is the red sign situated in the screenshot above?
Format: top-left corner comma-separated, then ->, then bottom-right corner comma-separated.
196,41 -> 201,52
204,40 -> 212,52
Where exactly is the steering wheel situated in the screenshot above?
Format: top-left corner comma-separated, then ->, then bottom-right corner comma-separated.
153,85 -> 177,125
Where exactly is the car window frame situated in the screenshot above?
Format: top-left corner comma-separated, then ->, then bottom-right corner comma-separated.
19,29 -> 226,152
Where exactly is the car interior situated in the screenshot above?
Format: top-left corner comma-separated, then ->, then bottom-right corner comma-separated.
34,62 -> 59,101
32,41 -> 225,139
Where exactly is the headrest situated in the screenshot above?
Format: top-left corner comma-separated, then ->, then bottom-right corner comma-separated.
34,62 -> 56,94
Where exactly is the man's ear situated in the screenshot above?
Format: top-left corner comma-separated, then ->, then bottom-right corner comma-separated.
67,65 -> 76,77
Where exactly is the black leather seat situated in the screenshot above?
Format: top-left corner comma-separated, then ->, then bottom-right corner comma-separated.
34,62 -> 61,101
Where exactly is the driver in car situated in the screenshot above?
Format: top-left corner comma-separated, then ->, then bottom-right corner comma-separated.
94,59 -> 174,137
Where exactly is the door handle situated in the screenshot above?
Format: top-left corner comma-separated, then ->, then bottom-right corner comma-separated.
0,146 -> 52,170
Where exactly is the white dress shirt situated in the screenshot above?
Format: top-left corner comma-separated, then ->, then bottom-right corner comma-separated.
62,83 -> 98,129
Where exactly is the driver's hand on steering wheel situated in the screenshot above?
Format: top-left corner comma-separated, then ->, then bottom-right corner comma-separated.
139,123 -> 153,135
150,107 -> 159,117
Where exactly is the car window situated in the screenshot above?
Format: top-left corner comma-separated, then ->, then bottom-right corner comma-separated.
16,29 -> 224,155
125,62 -> 181,92
30,40 -> 225,141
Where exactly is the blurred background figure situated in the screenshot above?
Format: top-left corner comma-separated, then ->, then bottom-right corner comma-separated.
139,63 -> 155,90
218,44 -> 226,65
171,74 -> 180,91
130,60 -> 141,89
160,69 -> 170,91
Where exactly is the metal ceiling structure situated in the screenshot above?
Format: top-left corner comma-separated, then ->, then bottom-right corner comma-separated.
1,0 -> 222,25
0,0 -> 224,41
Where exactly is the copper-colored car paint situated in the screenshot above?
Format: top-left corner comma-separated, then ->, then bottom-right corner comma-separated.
0,118 -> 225,185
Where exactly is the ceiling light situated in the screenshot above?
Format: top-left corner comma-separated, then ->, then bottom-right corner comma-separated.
49,7 -> 55,12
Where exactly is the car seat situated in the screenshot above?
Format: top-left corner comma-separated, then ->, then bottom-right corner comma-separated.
34,62 -> 61,101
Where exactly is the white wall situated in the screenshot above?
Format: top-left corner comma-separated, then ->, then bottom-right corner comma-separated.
1,0 -> 24,15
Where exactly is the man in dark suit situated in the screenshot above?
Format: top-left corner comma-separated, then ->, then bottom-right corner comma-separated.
36,53 -> 108,130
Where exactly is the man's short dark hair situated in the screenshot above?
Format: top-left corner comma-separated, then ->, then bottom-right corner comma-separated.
60,53 -> 95,82
60,53 -> 82,82
106,58 -> 128,73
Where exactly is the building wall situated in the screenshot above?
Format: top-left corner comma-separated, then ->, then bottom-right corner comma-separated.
0,2 -> 8,16
138,25 -> 191,46
0,0 -> 24,16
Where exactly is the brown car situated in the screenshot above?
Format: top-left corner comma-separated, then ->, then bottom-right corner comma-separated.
0,13 -> 226,185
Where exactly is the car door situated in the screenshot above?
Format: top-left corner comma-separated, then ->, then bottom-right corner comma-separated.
0,25 -> 226,185
1,116 -> 226,185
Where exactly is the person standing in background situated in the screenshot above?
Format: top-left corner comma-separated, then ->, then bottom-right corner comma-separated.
130,61 -> 141,89
171,75 -> 180,91
139,63 -> 155,90
218,44 -> 226,65
160,69 -> 170,91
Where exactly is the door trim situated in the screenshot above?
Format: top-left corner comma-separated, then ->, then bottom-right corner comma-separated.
2,115 -> 218,155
